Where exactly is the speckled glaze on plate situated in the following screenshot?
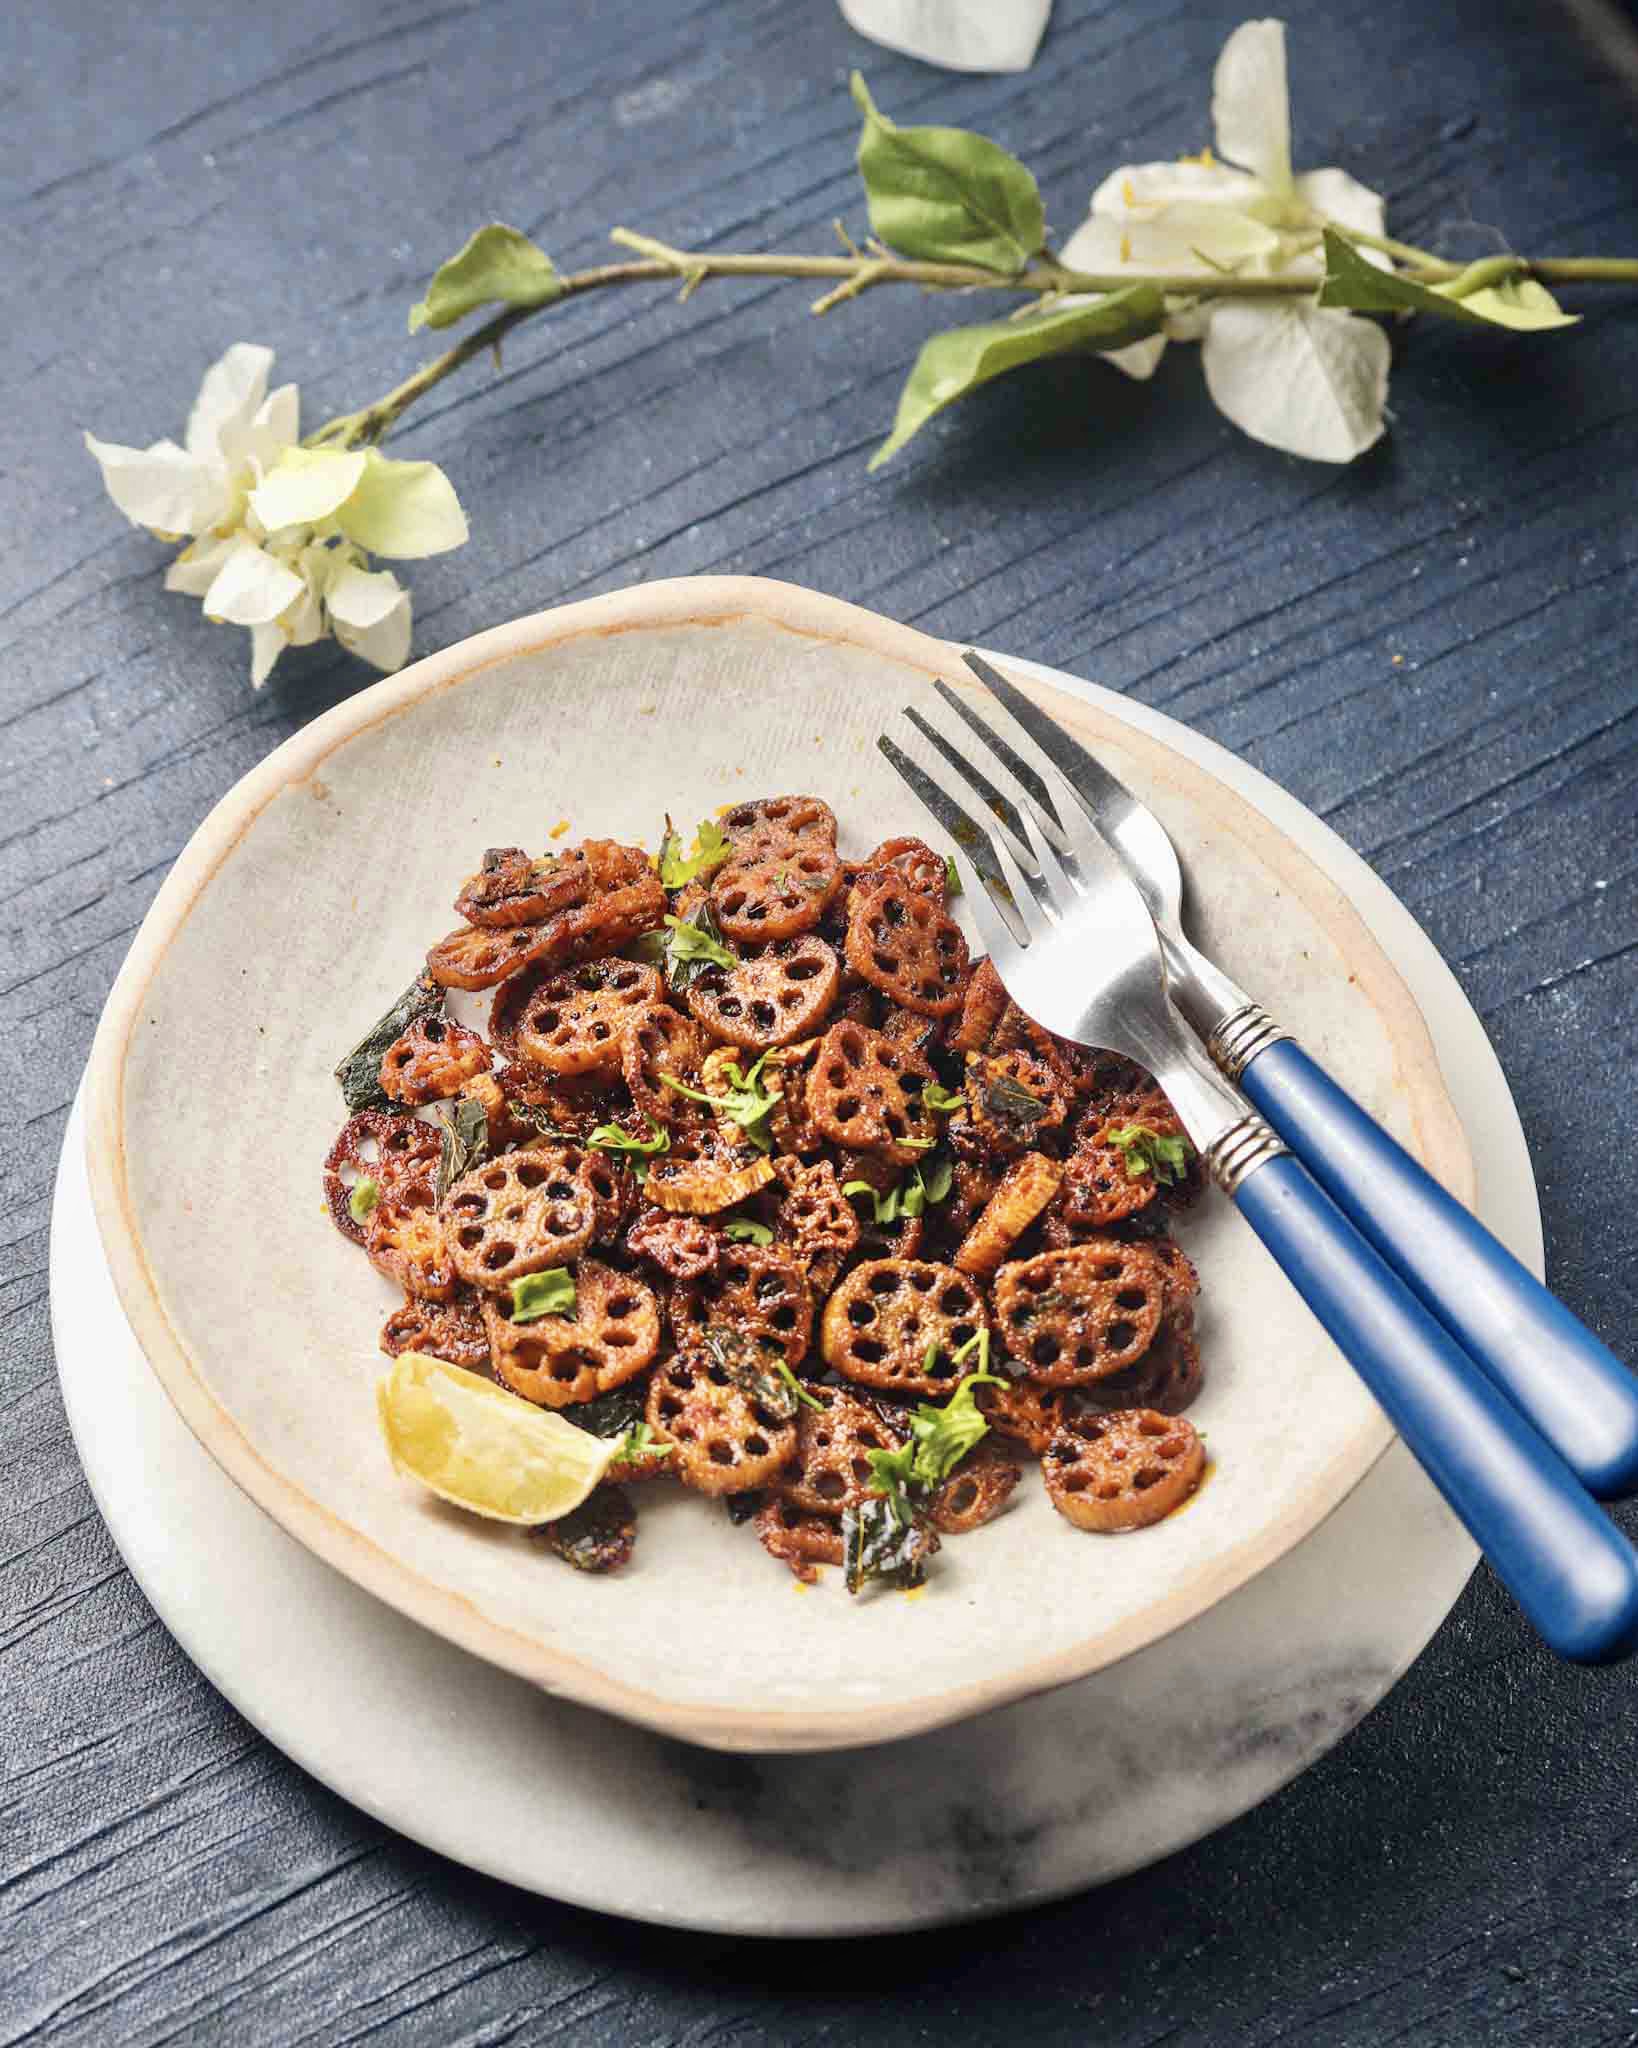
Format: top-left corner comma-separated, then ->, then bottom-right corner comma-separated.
82,578 -> 1472,1753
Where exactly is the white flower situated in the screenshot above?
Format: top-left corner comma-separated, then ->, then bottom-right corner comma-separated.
1062,18 -> 1391,462
839,0 -> 1052,74
85,344 -> 466,687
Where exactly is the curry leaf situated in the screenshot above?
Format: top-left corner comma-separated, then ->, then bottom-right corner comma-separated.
659,903 -> 736,992
571,1382 -> 649,1440
509,1268 -> 577,1322
851,73 -> 1044,275
1317,229 -> 1578,331
435,1095 -> 490,1201
870,289 -> 1165,468
333,974 -> 442,1112
409,224 -> 562,333
842,1494 -> 937,1595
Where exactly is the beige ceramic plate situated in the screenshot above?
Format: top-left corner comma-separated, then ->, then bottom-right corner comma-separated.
85,576 -> 1471,1754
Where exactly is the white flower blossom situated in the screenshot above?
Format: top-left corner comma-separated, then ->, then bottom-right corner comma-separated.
839,0 -> 1052,74
1063,18 -> 1392,462
85,344 -> 466,687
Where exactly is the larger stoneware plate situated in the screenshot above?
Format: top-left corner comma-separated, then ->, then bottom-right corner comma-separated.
84,576 -> 1471,1754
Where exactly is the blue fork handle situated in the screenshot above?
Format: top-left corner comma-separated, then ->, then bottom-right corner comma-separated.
1235,1154 -> 1638,1663
1239,1039 -> 1638,1500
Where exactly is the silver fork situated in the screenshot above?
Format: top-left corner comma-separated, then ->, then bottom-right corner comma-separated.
880,696 -> 1638,1664
957,649 -> 1638,1503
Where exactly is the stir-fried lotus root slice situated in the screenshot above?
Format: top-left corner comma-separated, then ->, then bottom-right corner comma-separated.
379,1290 -> 490,1372
425,920 -> 561,990
644,1118 -> 777,1214
776,1384 -> 907,1515
774,1156 -> 860,1294
481,1061 -> 610,1144
878,1004 -> 945,1064
806,1020 -> 937,1165
755,1499 -> 844,1583
845,873 -> 969,1017
365,1176 -> 458,1301
820,1259 -> 988,1395
621,1001 -> 707,1124
683,935 -> 840,1050
513,958 -> 661,1075
484,1259 -> 660,1406
711,842 -> 842,944
455,838 -> 648,928
540,1483 -> 638,1573
378,1014 -> 492,1105
579,1145 -> 633,1246
672,1243 -> 814,1371
930,1438 -> 1023,1535
721,794 -> 838,854
975,1377 -> 1096,1456
761,1038 -> 823,1154
1044,1409 -> 1205,1532
1086,1316 -> 1204,1417
993,1240 -> 1165,1384
645,1352 -> 799,1495
854,835 -> 948,898
1055,1133 -> 1159,1230
954,1151 -> 1063,1277
966,1049 -> 1069,1155
626,1204 -> 721,1280
324,1109 -> 441,1244
441,1147 -> 597,1291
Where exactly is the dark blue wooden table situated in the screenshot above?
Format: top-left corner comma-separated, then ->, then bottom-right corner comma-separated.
5,0 -> 1637,2038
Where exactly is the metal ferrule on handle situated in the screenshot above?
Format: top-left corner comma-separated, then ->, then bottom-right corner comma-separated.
1228,1149 -> 1638,1665
1218,1023 -> 1638,1500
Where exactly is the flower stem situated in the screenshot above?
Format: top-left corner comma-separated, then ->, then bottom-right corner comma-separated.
308,230 -> 1638,450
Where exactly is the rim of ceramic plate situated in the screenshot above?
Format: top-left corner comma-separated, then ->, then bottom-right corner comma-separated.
82,574 -> 1472,1754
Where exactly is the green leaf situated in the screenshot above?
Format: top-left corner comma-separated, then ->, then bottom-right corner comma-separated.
348,1177 -> 380,1225
851,73 -> 1044,275
662,1050 -> 781,1151
334,450 -> 468,560
570,1383 -> 649,1440
334,974 -> 443,1112
870,290 -> 1165,468
509,1269 -> 576,1322
904,1366 -> 1005,1489
922,1081 -> 966,1115
844,1153 -> 953,1223
608,1421 -> 674,1468
704,1325 -> 801,1422
841,1493 -> 936,1595
588,1113 -> 670,1164
1317,229 -> 1579,331
409,223 -> 562,333
657,814 -> 732,888
944,855 -> 962,897
435,1095 -> 490,1202
662,913 -> 736,971
723,1216 -> 774,1245
1101,1122 -> 1193,1186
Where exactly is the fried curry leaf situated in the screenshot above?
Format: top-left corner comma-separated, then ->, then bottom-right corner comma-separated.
542,1484 -> 637,1573
509,1268 -> 577,1323
571,1382 -> 650,1440
657,814 -> 732,888
982,1070 -> 1050,1137
841,1495 -> 937,1595
724,1490 -> 763,1526
1102,1122 -> 1193,1186
333,974 -> 442,1112
705,1325 -> 801,1422
435,1094 -> 490,1201
504,1100 -> 578,1144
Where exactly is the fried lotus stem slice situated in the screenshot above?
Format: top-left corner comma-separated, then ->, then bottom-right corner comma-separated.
762,1037 -> 824,1155
711,841 -> 843,944
1086,1316 -> 1204,1417
954,1151 -> 1064,1277
975,1377 -> 1091,1457
993,1240 -> 1166,1384
645,1352 -> 799,1496
756,1499 -> 844,1583
856,835 -> 948,898
820,1259 -> 988,1395
425,921 -> 561,990
644,1119 -> 777,1214
365,1176 -> 458,1301
541,1483 -> 639,1573
514,958 -> 661,1075
379,1291 -> 491,1373
844,873 -> 969,1017
775,1384 -> 907,1515
324,1109 -> 442,1245
442,1147 -> 597,1291
621,1001 -> 707,1125
378,1014 -> 493,1105
774,1156 -> 861,1296
484,1259 -> 660,1407
671,1243 -> 815,1371
1043,1409 -> 1205,1532
950,956 -> 1010,1057
806,1020 -> 937,1165
626,1204 -> 721,1280
1055,1134 -> 1160,1229
930,1439 -> 1023,1535
455,838 -> 648,928
683,935 -> 840,1050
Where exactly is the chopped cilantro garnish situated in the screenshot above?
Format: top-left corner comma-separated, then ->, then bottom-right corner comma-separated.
657,814 -> 732,888
609,1421 -> 674,1468
1101,1122 -> 1193,1186
922,1081 -> 966,1114
348,1177 -> 380,1224
662,1051 -> 782,1151
944,854 -> 962,896
842,1153 -> 953,1223
723,1216 -> 774,1245
588,1112 -> 670,1174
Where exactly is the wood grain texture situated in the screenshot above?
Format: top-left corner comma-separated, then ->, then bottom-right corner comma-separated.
2,0 -> 1636,2039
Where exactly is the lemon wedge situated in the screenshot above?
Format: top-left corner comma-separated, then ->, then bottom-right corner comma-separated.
376,1352 -> 615,1525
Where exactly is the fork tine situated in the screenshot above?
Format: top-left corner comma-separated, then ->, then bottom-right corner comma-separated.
876,732 -> 1030,953
948,658 -> 1120,877
930,678 -> 1069,853
901,707 -> 1037,876
961,649 -> 1134,827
